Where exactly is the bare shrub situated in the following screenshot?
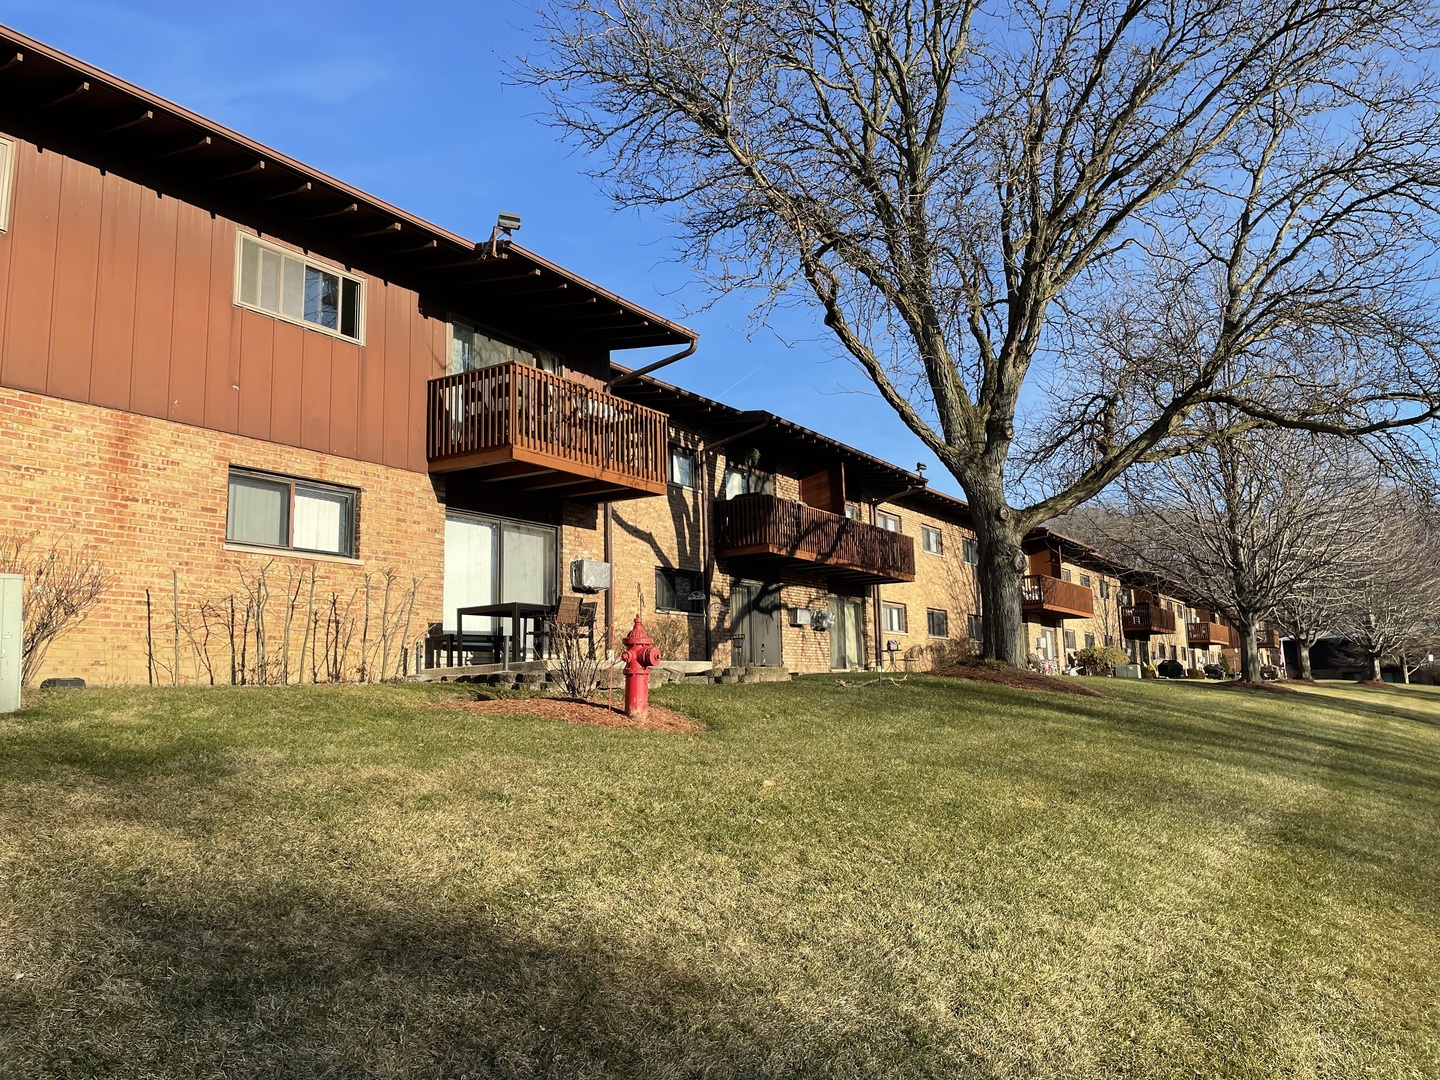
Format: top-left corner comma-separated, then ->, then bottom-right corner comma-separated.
0,533 -> 114,687
552,618 -> 602,699
645,615 -> 692,662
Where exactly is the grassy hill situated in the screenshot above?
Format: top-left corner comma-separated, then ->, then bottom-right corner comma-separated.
1,676 -> 1436,1078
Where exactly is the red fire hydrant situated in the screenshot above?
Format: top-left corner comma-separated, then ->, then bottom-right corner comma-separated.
621,615 -> 662,720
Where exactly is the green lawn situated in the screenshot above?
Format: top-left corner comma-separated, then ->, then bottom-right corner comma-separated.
1,676 -> 1436,1079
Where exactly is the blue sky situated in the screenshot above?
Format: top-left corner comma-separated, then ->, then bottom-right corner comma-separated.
1,0 -> 961,495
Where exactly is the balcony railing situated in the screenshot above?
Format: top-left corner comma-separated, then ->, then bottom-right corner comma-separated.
1257,626 -> 1280,649
716,493 -> 916,585
1123,603 -> 1177,636
1186,620 -> 1236,648
426,362 -> 667,498
1020,575 -> 1094,619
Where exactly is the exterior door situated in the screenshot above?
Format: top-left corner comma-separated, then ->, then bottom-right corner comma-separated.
829,596 -> 865,670
443,512 -> 557,640
733,582 -> 782,667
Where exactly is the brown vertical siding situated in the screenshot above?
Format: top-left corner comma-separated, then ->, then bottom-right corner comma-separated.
2,143 -> 63,393
90,178 -> 143,410
0,135 -> 446,473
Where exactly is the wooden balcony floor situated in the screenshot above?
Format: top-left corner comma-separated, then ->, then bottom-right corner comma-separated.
428,442 -> 668,501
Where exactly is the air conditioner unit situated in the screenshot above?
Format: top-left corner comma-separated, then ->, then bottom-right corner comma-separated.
570,559 -> 611,593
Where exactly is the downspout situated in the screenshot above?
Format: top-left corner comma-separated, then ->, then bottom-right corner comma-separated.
606,338 -> 698,391
604,503 -> 613,660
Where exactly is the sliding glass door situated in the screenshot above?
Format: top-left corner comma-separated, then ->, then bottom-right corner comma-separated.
442,513 -> 556,633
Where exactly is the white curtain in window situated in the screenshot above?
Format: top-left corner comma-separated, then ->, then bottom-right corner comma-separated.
293,488 -> 349,554
443,515 -> 498,632
502,522 -> 555,606
227,475 -> 287,546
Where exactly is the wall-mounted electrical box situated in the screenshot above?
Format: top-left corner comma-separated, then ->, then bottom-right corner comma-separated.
0,574 -> 21,714
570,560 -> 612,593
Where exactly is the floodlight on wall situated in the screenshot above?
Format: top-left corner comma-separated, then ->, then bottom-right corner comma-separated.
487,211 -> 522,256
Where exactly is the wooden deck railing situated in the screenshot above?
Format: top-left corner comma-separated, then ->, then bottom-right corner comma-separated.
1020,574 -> 1095,618
1123,603 -> 1177,636
1186,620 -> 1236,647
426,362 -> 667,486
716,493 -> 916,581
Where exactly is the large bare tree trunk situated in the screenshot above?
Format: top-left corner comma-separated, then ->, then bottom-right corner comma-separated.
970,483 -> 1027,666
1238,622 -> 1262,683
1368,653 -> 1383,681
1297,643 -> 1314,682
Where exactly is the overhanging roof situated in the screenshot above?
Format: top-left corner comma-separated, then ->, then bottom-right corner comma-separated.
0,25 -> 694,352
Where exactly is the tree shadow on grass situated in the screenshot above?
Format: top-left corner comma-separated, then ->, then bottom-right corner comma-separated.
1,881 -> 973,1080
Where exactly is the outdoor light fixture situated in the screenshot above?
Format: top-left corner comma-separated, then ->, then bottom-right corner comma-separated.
496,211 -> 522,233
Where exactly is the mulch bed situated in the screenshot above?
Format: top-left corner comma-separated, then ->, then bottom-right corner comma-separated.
930,664 -> 1108,697
443,697 -> 705,733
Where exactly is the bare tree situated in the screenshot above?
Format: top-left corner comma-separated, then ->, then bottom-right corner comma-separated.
1079,425 -> 1371,681
0,533 -> 113,687
1335,502 -> 1440,681
522,0 -> 1440,664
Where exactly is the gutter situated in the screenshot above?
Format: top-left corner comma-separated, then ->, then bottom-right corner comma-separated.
607,337 -> 699,391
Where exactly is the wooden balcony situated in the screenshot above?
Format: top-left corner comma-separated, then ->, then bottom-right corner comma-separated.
1186,620 -> 1236,648
1020,575 -> 1094,619
1123,603 -> 1177,637
1257,626 -> 1280,649
426,362 -> 667,501
715,493 -> 916,586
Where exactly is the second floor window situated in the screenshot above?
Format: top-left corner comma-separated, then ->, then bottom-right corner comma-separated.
921,525 -> 943,555
237,235 -> 362,341
1099,580 -> 1110,599
669,446 -> 696,488
450,318 -> 558,374
877,511 -> 901,532
226,469 -> 357,557
723,466 -> 774,498
962,537 -> 979,565
882,602 -> 907,633
1080,574 -> 1091,588
0,136 -> 13,233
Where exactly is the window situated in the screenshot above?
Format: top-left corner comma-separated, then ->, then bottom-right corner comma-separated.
1064,629 -> 1077,650
927,608 -> 949,637
921,525 -> 943,555
656,568 -> 705,614
449,317 -> 558,374
227,469 -> 356,557
1099,580 -> 1110,600
962,537 -> 979,565
967,614 -> 984,641
669,445 -> 696,488
723,466 -> 774,498
1080,574 -> 1091,588
1104,634 -> 1115,647
877,511 -> 901,532
443,513 -> 558,633
237,235 -> 362,341
0,137 -> 13,233
844,504 -> 861,520
1061,568 -> 1073,583
1084,632 -> 1096,649
882,602 -> 907,633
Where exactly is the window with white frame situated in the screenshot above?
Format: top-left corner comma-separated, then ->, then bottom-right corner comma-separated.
962,537 -> 979,565
1064,629 -> 1077,650
669,445 -> 696,488
226,469 -> 357,557
236,235 -> 363,341
882,602 -> 907,633
921,525 -> 943,555
877,511 -> 901,532
926,608 -> 949,637
0,137 -> 14,233
449,316 -> 558,374
1079,574 -> 1091,588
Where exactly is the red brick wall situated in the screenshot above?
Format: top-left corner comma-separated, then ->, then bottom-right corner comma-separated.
0,387 -> 444,685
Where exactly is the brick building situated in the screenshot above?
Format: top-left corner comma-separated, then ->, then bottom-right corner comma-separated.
0,26 -> 1283,685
